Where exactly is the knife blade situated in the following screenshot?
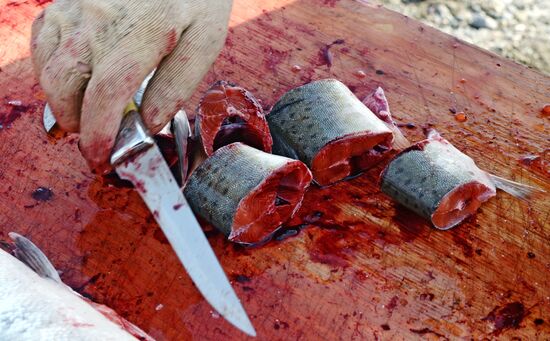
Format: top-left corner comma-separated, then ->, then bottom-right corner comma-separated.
43,100 -> 256,337
43,103 -> 56,133
111,110 -> 255,336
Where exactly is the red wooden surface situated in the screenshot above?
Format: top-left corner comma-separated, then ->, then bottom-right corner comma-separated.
1,0 -> 549,340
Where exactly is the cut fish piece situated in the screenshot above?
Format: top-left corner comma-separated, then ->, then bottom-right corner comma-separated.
184,143 -> 312,244
196,81 -> 272,156
267,79 -> 394,186
380,131 -> 496,230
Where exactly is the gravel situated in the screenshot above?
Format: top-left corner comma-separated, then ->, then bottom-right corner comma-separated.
375,0 -> 550,74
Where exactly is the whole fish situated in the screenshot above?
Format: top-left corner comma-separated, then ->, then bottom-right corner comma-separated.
196,81 -> 272,156
380,130 -> 544,229
267,79 -> 394,186
0,233 -> 153,341
184,143 -> 312,244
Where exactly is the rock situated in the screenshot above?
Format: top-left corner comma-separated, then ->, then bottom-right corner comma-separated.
376,0 -> 550,74
470,13 -> 486,29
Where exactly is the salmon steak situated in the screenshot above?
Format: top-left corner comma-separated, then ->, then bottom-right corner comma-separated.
184,143 -> 312,244
196,80 -> 273,156
267,79 -> 394,186
380,130 -> 497,230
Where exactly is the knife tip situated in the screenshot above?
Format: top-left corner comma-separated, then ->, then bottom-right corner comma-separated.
224,305 -> 256,337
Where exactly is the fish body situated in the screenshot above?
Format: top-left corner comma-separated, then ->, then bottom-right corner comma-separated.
0,234 -> 153,341
196,81 -> 272,156
380,131 -> 496,230
184,143 -> 312,244
267,79 -> 393,186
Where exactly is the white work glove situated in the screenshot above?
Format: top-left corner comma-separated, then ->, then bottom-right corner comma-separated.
31,0 -> 232,172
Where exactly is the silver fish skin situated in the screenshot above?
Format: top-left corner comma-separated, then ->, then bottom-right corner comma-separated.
380,131 -> 496,230
267,79 -> 393,186
183,143 -> 312,244
0,233 -> 153,341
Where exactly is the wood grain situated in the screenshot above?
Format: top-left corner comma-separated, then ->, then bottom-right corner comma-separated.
0,0 -> 548,340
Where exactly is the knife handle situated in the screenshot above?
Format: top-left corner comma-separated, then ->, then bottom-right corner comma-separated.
110,103 -> 155,166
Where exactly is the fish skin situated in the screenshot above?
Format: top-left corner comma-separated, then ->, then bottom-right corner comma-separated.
184,143 -> 312,244
267,79 -> 393,185
0,243 -> 153,340
380,131 -> 496,230
363,87 -> 411,150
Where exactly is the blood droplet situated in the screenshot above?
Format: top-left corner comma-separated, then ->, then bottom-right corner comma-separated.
541,104 -> 550,117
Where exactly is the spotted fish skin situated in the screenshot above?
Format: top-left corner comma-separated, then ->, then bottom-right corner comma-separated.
267,79 -> 393,186
184,143 -> 312,244
381,131 -> 496,230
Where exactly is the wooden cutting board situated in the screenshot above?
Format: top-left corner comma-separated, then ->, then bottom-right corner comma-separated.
1,0 -> 549,339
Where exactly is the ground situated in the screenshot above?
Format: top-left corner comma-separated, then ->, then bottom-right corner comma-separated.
376,0 -> 550,74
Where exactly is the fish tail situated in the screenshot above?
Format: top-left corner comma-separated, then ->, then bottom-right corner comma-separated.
386,123 -> 411,150
8,232 -> 62,284
488,174 -> 546,200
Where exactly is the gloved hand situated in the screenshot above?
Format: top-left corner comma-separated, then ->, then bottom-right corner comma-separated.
31,0 -> 232,172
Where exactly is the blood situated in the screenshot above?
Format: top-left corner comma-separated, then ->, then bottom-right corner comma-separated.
541,104 -> 550,116
308,229 -> 356,267
166,29 -> 178,53
323,0 -> 340,7
273,226 -> 303,241
391,207 -> 429,243
263,46 -> 289,74
0,100 -> 30,128
451,230 -> 474,258
386,296 -> 399,313
31,187 -> 53,201
381,324 -> 390,331
375,70 -> 384,75
483,302 -> 526,333
153,228 -> 169,245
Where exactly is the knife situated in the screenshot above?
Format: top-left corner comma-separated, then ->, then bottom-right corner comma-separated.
43,101 -> 256,337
